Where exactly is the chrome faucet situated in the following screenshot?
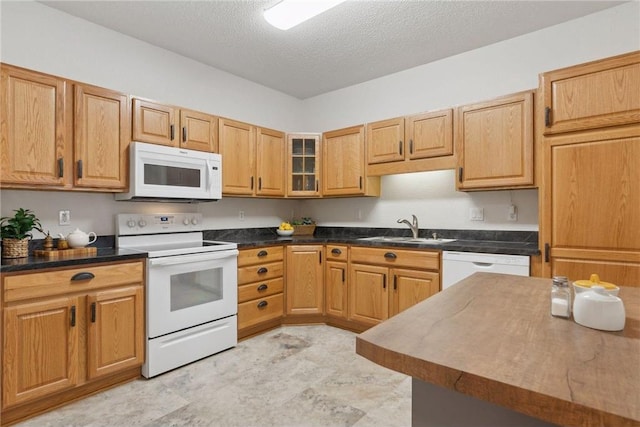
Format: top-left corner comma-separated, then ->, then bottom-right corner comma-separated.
397,215 -> 419,239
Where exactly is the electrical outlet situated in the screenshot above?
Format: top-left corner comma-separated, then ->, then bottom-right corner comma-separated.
238,210 -> 245,221
59,210 -> 71,225
508,204 -> 518,221
469,207 -> 484,221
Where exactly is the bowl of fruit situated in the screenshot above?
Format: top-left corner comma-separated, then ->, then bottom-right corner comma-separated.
277,222 -> 294,237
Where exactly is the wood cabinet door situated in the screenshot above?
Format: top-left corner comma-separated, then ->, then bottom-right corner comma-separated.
366,117 -> 405,164
407,109 -> 453,160
132,98 -> 178,147
74,84 -> 129,189
219,118 -> 255,195
287,133 -> 321,197
349,263 -> 388,326
325,260 -> 348,318
256,127 -> 285,196
542,129 -> 640,286
390,268 -> 439,316
323,125 -> 366,196
285,245 -> 324,315
180,109 -> 217,152
1,65 -> 71,187
541,51 -> 640,135
86,286 -> 144,380
2,297 -> 79,408
456,90 -> 534,190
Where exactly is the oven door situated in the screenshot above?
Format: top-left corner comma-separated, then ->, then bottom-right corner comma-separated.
146,249 -> 238,338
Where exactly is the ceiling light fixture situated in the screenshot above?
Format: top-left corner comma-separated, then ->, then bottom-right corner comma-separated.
264,0 -> 346,31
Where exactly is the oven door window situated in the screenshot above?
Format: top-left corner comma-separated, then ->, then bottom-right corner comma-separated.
170,268 -> 223,311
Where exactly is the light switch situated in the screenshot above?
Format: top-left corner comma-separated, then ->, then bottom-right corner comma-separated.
469,207 -> 484,221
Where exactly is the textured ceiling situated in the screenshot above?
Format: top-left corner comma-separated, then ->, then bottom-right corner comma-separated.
40,1 -> 624,99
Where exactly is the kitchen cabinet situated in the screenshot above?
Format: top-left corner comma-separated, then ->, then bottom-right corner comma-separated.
1,261 -> 144,424
455,90 -> 535,191
219,119 -> 286,197
1,64 -> 130,191
539,53 -> 640,286
367,109 -> 455,176
285,245 -> 324,317
325,245 -> 348,319
349,247 -> 440,327
541,51 -> 640,135
322,125 -> 380,197
237,246 -> 285,339
287,133 -> 321,197
132,98 -> 218,152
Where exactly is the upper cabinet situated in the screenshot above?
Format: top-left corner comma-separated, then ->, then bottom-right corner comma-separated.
132,98 -> 217,152
455,90 -> 535,191
322,125 -> 380,197
287,133 -> 321,197
367,109 -> 455,176
541,51 -> 640,135
1,64 -> 129,191
219,118 -> 286,197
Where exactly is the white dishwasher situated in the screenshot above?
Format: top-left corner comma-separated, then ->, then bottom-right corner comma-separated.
442,251 -> 530,289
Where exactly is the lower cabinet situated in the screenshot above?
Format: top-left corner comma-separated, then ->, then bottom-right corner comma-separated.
1,261 -> 144,423
349,247 -> 440,327
285,245 -> 324,317
237,246 -> 285,338
325,245 -> 349,319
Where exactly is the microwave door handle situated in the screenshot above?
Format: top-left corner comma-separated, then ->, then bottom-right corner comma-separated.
149,250 -> 239,267
206,160 -> 214,193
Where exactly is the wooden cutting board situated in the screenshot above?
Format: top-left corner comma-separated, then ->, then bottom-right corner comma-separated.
34,247 -> 97,258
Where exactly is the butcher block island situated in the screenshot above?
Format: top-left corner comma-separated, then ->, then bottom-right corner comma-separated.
356,273 -> 640,427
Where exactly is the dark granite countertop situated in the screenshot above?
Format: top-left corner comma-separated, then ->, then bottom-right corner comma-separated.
1,227 -> 539,273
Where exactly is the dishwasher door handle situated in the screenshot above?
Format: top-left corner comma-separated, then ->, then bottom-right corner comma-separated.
472,262 -> 494,268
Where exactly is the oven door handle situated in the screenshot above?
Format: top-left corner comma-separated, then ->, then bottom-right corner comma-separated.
149,250 -> 239,266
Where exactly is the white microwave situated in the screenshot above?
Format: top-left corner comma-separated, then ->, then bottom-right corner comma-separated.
115,141 -> 222,202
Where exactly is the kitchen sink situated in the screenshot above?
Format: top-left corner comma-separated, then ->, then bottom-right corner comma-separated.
358,236 -> 457,244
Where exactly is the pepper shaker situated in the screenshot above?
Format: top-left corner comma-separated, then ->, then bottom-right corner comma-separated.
551,276 -> 571,318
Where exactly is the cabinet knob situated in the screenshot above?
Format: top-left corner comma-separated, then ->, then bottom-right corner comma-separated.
257,250 -> 268,257
331,248 -> 342,255
257,300 -> 269,309
384,252 -> 397,259
257,284 -> 268,291
257,267 -> 268,274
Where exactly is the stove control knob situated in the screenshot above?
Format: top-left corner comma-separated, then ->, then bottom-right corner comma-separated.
183,218 -> 190,226
138,219 -> 147,228
127,219 -> 136,228
191,218 -> 198,225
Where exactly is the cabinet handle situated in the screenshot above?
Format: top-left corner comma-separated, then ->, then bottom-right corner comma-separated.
258,177 -> 262,190
58,158 -> 64,178
77,160 -> 83,179
409,139 -> 414,154
182,126 -> 187,142
331,248 -> 342,255
319,251 -> 322,264
383,274 -> 386,289
257,250 -> 268,257
257,267 -> 268,274
316,180 -> 319,192
71,272 -> 95,281
170,124 -> 175,140
394,275 -> 397,290
458,167 -> 463,183
342,268 -> 345,283
251,176 -> 254,190
544,243 -> 550,263
70,305 -> 76,327
257,283 -> 268,291
257,300 -> 268,309
399,140 -> 403,155
359,176 -> 363,190
90,302 -> 96,323
384,252 -> 397,259
544,107 -> 551,127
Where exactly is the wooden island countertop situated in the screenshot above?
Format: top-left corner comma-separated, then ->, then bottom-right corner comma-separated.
356,273 -> 640,427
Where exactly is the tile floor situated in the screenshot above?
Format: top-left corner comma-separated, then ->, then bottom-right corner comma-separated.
15,325 -> 411,427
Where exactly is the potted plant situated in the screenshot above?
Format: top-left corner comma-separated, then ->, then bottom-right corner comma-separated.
291,217 -> 316,236
0,208 -> 44,258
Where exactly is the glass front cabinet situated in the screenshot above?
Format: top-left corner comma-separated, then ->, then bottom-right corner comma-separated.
287,133 -> 321,197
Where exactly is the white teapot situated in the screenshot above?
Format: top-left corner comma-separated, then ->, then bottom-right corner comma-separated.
66,228 -> 97,248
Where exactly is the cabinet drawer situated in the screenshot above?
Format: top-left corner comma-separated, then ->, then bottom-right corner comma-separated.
238,293 -> 283,330
238,277 -> 284,303
237,261 -> 284,285
350,246 -> 439,270
238,246 -> 284,267
3,261 -> 144,303
326,245 -> 348,261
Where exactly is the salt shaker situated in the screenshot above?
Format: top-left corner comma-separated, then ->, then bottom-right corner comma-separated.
551,276 -> 571,318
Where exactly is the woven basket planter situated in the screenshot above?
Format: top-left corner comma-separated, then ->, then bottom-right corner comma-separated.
2,238 -> 29,258
293,224 -> 316,236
